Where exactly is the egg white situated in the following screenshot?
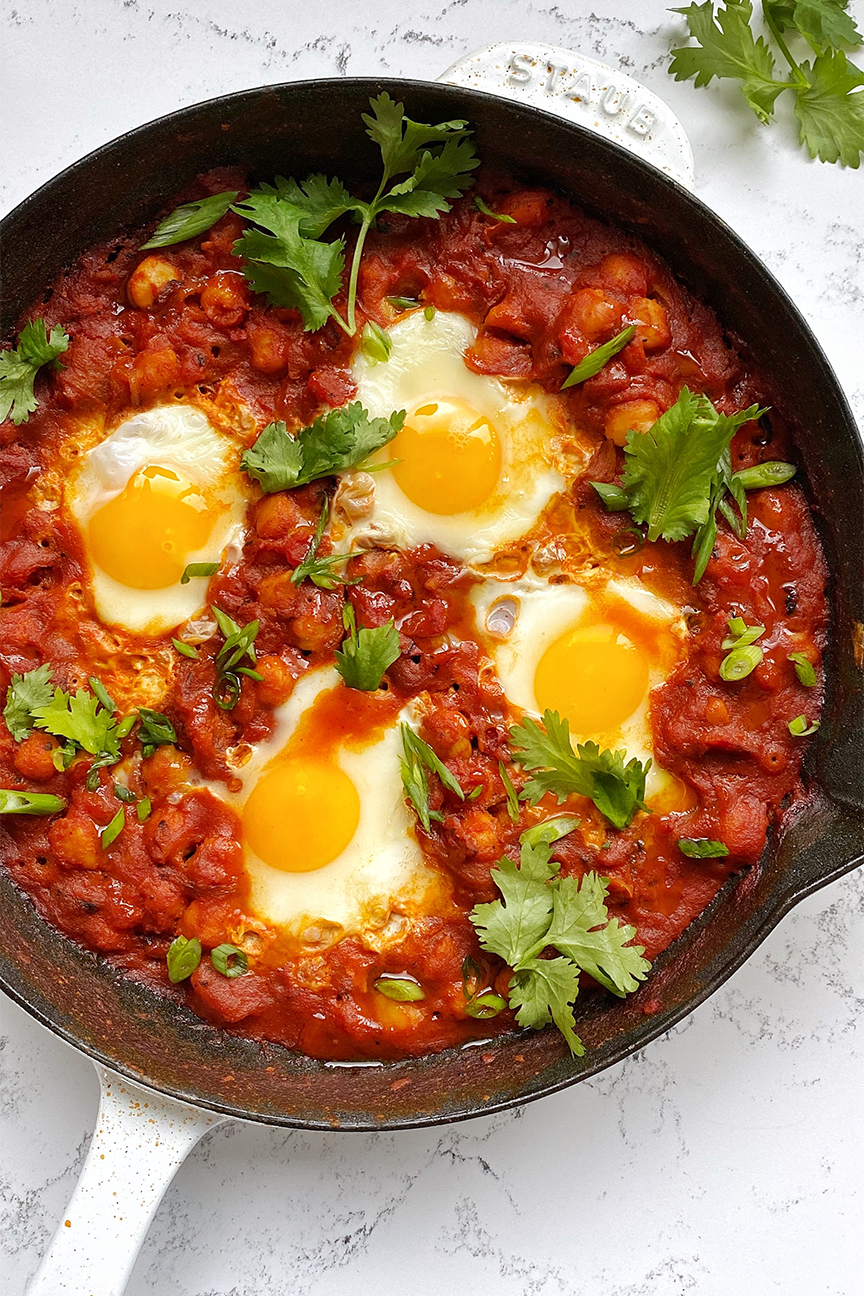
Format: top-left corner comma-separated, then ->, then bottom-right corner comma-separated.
470,573 -> 687,803
200,666 -> 449,946
66,403 -> 249,635
345,310 -> 564,564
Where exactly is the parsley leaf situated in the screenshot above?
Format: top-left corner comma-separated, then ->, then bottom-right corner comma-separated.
0,320 -> 70,426
471,826 -> 650,1055
794,49 -> 864,165
3,664 -> 55,741
510,711 -> 651,830
335,604 -> 400,692
399,723 -> 465,831
141,191 -> 238,249
241,403 -> 404,493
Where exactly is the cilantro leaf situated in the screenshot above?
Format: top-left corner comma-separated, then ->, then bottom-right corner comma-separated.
362,93 -> 475,181
0,320 -> 70,426
544,873 -> 651,996
234,214 -> 347,331
241,403 -> 404,493
670,1 -> 786,122
794,49 -> 864,165
380,135 -> 481,218
4,664 -> 55,741
32,688 -> 120,758
141,191 -> 238,249
510,710 -> 651,830
765,0 -> 862,53
621,388 -> 762,543
237,175 -> 357,239
335,604 -> 400,692
471,826 -> 651,1055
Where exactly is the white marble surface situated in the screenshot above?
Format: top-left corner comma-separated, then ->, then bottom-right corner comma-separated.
1,2 -> 863,1293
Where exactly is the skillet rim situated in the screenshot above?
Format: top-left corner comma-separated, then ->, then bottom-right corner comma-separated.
1,75 -> 862,1130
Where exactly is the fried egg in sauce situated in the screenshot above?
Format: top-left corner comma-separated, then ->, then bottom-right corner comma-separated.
67,404 -> 249,635
202,667 -> 450,947
344,310 -> 564,564
471,574 -> 691,810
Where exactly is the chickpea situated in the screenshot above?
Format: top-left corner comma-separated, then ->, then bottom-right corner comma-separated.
127,256 -> 179,309
130,342 -> 181,398
200,271 -> 250,328
599,252 -> 648,297
254,654 -> 298,708
567,288 -> 623,342
247,325 -> 287,374
255,492 -> 305,540
604,399 -> 660,447
49,814 -> 101,871
13,732 -> 60,781
627,297 -> 671,351
257,571 -> 299,614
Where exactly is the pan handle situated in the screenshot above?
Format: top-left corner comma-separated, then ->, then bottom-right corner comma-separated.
438,42 -> 695,191
26,1063 -> 229,1296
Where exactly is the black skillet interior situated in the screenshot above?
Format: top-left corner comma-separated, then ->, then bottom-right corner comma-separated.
1,80 -> 862,1130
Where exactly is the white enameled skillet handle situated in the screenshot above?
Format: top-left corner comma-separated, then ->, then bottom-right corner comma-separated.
26,1063 -> 228,1296
438,42 -> 695,191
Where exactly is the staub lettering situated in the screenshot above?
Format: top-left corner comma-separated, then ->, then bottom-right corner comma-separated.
506,52 -> 657,137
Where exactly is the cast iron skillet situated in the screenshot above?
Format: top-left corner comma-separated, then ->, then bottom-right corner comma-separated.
1,79 -> 862,1131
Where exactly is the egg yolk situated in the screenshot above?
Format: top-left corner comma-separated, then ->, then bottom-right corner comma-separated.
243,758 -> 360,873
87,466 -> 214,589
390,397 -> 502,514
534,623 -> 650,736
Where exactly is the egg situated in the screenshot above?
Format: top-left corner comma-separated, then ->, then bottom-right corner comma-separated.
344,310 -> 564,564
202,667 -> 450,946
470,573 -> 689,808
66,403 -> 249,635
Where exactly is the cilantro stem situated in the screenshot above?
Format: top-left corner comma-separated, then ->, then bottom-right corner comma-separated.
762,6 -> 809,87
346,173 -> 388,336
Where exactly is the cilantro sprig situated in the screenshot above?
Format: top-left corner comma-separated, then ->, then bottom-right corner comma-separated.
335,604 -> 400,692
670,1 -> 864,167
241,403 -> 404,494
471,820 -> 651,1055
0,320 -> 70,426
232,94 -> 478,334
510,711 -> 651,830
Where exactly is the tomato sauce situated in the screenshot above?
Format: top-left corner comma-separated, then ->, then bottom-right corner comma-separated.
0,169 -> 827,1059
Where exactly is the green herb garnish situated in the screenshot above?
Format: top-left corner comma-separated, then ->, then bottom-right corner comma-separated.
789,713 -> 820,735
510,710 -> 651,830
360,321 -> 392,363
137,708 -> 177,758
788,651 -> 818,686
291,501 -> 360,589
562,326 -> 636,389
137,797 -> 152,822
470,823 -> 651,1055
679,837 -> 730,857
172,638 -> 200,660
166,935 -> 202,983
473,194 -> 516,222
498,760 -> 521,823
101,807 -> 125,849
211,943 -> 249,977
141,191 -> 238,249
3,664 -> 55,741
670,1 -> 864,167
233,95 -> 478,334
241,402 -> 404,494
0,789 -> 65,816
0,320 -> 70,426
719,616 -> 765,680
335,604 -> 400,692
180,562 -> 220,585
374,975 -> 426,1002
399,723 -> 465,831
211,606 -> 260,710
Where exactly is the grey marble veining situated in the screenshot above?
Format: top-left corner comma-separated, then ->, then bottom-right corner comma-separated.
1,2 -> 863,1293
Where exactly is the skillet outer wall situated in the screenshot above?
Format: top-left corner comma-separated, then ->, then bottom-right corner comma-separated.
1,79 -> 862,1130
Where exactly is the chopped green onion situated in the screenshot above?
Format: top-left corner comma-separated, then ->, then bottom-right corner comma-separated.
520,815 -> 581,848
789,715 -> 820,737
113,784 -> 136,803
137,796 -> 152,822
211,943 -> 248,978
562,326 -> 636,389
719,645 -> 763,681
181,562 -> 220,585
115,714 -> 136,739
166,935 -> 202,983
679,837 -> 729,858
172,638 -> 200,659
732,461 -> 796,491
360,321 -> 392,364
386,295 -> 420,311
0,789 -> 65,816
88,676 -> 115,713
498,761 -> 520,823
141,191 -> 238,250
52,742 -> 76,772
473,195 -> 516,223
788,652 -> 817,687
424,306 -> 435,321
137,708 -> 177,758
721,619 -> 765,650
237,667 -> 265,681
101,807 -> 125,849
373,975 -> 425,1002
465,991 -> 507,1019
466,784 -> 483,801
214,673 -> 242,710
